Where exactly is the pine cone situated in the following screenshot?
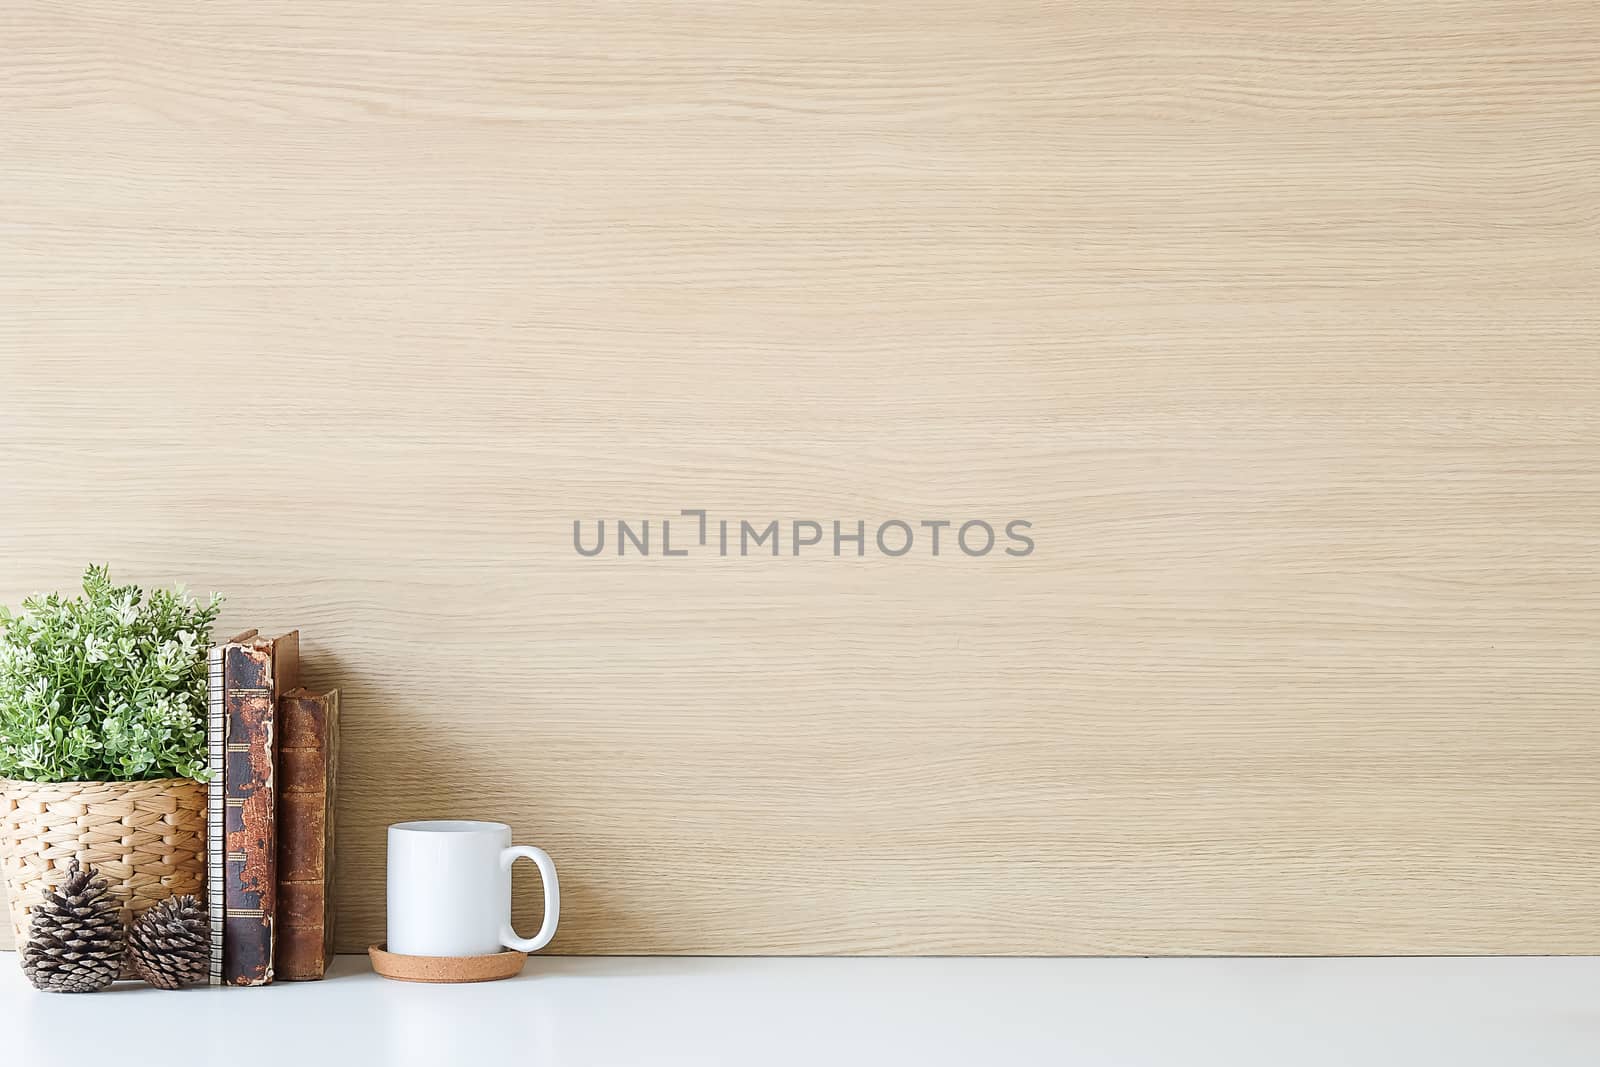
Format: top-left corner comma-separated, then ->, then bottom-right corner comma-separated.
127,894 -> 209,989
22,859 -> 126,993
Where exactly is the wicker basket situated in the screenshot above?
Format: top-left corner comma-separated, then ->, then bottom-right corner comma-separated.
0,777 -> 206,948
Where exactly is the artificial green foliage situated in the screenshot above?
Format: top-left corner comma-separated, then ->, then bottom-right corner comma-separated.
0,566 -> 222,782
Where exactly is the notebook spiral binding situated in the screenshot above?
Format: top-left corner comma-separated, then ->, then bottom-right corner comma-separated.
207,646 -> 226,986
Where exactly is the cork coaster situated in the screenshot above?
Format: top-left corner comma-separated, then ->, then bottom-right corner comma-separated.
369,943 -> 528,983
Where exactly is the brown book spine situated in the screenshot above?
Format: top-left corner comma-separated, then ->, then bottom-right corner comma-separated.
276,688 -> 339,981
222,631 -> 299,986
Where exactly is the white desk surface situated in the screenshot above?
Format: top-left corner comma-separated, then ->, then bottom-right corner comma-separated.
3,953 -> 1598,1065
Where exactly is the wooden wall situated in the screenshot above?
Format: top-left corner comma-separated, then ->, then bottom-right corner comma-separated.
2,1 -> 1597,955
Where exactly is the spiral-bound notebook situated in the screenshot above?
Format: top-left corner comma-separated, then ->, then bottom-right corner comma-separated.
207,629 -> 299,986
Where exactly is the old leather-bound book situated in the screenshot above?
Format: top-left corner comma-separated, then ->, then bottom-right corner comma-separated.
276,687 -> 340,980
220,630 -> 300,986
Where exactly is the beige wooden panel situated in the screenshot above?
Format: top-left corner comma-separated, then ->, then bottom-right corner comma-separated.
1,1 -> 1597,955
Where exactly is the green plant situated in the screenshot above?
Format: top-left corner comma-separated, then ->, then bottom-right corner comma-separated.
0,565 -> 223,782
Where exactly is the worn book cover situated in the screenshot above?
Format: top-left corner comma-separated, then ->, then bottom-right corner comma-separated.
222,630 -> 300,986
276,687 -> 339,980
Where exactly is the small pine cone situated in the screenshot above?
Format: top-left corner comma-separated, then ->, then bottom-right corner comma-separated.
128,894 -> 210,989
22,859 -> 126,993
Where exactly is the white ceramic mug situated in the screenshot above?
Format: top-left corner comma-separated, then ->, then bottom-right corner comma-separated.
387,820 -> 560,957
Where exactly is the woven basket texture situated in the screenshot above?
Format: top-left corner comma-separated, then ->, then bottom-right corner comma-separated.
0,777 -> 206,948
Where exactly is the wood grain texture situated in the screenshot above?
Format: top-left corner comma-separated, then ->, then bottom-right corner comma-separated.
1,1 -> 1597,955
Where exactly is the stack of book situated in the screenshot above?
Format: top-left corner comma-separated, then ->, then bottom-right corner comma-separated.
207,629 -> 340,985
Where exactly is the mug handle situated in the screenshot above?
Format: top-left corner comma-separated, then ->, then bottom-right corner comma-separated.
499,845 -> 561,953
